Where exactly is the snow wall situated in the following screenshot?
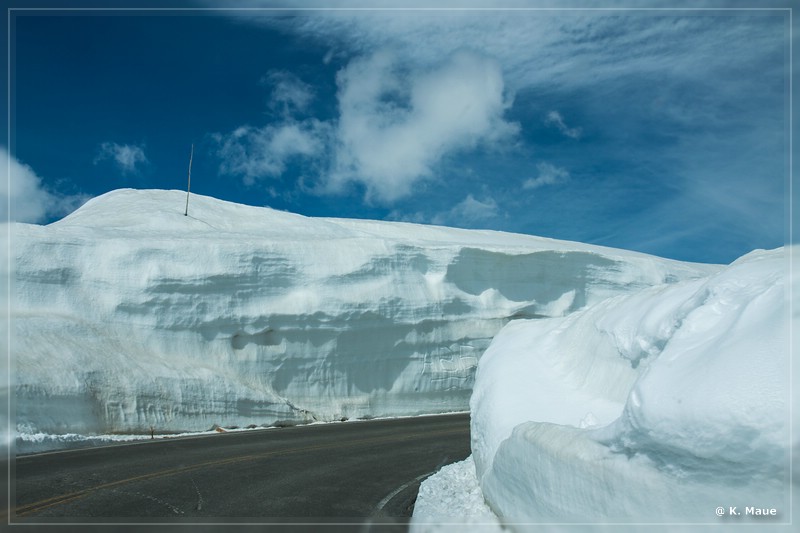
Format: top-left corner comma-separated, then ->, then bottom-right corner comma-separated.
11,189 -> 716,436
470,246 -> 794,526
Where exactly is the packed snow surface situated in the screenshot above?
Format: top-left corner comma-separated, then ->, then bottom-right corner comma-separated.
12,189 -> 715,439
410,456 -> 501,532
468,246 -> 793,525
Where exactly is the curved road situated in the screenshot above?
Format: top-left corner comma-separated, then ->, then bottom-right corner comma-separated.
10,413 -> 470,528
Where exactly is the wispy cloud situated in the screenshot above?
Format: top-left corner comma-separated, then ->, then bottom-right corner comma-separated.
545,111 -> 582,140
214,120 -> 331,185
269,8 -> 782,91
261,70 -> 315,116
94,142 -> 148,175
432,194 -> 500,227
387,193 -> 501,228
524,162 -> 570,190
1,147 -> 88,223
215,70 -> 329,185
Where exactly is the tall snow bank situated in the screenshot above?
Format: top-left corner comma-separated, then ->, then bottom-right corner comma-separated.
471,247 -> 793,524
12,189 -> 715,436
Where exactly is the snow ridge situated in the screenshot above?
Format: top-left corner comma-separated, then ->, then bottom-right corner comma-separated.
12,189 -> 715,438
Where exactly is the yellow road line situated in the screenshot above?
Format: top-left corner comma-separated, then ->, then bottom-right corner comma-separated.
10,426 -> 466,519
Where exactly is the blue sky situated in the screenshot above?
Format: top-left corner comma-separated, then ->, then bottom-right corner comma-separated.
3,1 -> 794,264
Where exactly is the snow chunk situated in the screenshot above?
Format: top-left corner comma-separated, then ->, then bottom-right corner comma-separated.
410,456 -> 502,532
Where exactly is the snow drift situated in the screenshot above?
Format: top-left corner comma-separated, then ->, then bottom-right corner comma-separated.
469,246 -> 793,525
11,189 -> 715,438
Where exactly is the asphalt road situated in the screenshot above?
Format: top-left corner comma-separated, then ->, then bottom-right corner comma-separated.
9,413 -> 471,530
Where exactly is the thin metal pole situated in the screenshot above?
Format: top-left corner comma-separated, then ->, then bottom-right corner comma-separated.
184,143 -> 194,216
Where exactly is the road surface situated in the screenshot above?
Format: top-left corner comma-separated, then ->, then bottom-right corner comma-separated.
10,413 -> 470,529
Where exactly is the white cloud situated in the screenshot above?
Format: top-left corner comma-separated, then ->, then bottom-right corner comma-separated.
215,120 -> 330,185
545,110 -> 582,139
523,162 -> 570,190
328,50 -> 519,203
210,5 -> 787,257
261,70 -> 315,115
217,49 -> 519,204
432,194 -> 500,226
215,71 -> 329,186
1,147 -> 88,223
451,194 -> 499,222
94,142 -> 148,175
